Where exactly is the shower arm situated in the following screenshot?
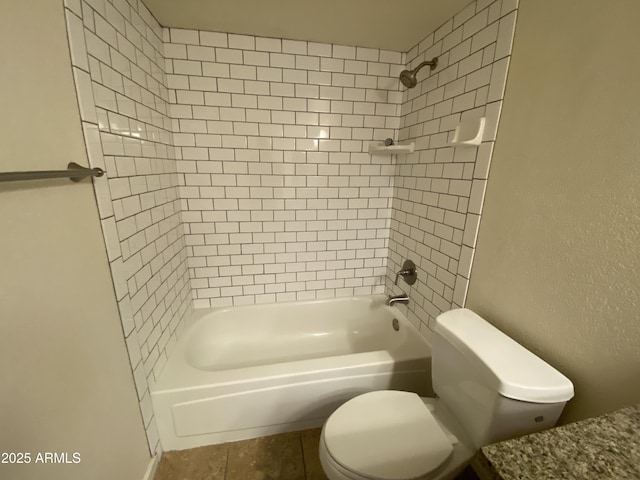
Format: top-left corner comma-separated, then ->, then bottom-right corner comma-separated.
411,57 -> 438,75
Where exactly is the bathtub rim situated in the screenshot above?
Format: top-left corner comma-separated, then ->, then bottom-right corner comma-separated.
152,294 -> 430,394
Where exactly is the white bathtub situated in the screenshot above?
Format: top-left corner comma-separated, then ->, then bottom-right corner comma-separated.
151,295 -> 432,451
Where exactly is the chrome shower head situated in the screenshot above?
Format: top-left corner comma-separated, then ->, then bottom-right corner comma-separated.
399,57 -> 438,89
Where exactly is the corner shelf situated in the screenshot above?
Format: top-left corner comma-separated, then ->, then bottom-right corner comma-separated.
448,117 -> 485,148
368,141 -> 415,155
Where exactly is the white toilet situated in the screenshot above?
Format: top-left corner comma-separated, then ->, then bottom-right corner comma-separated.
319,308 -> 574,480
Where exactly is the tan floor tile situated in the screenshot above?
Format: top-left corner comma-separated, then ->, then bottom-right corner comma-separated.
152,428 -> 477,480
301,428 -> 329,480
226,431 -> 305,480
155,443 -> 228,480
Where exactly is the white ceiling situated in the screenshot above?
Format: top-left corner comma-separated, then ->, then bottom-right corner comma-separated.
141,0 -> 472,52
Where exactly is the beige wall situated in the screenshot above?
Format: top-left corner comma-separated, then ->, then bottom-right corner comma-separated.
467,0 -> 640,423
0,2 -> 151,479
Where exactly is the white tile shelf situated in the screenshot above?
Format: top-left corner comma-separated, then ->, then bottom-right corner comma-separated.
368,141 -> 415,155
448,117 -> 486,148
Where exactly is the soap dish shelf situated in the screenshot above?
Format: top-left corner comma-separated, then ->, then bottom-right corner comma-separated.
448,117 -> 485,148
368,141 -> 415,155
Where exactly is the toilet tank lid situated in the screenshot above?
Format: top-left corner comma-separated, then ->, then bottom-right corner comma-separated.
435,309 -> 574,403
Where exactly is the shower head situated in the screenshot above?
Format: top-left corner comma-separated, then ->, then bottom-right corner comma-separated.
399,57 -> 438,88
399,69 -> 418,89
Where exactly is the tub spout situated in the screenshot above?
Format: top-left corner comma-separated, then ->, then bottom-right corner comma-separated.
386,294 -> 409,306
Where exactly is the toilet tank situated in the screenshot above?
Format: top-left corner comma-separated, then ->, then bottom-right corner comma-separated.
432,309 -> 574,448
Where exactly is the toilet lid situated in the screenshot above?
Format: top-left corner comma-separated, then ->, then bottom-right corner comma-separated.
324,391 -> 453,480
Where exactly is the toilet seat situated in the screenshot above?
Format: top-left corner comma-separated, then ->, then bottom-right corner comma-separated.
323,391 -> 454,480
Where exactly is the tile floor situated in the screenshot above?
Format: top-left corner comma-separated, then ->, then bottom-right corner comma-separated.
155,428 -> 327,480
154,428 -> 480,480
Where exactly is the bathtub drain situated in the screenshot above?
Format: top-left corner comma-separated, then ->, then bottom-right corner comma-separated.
392,318 -> 400,331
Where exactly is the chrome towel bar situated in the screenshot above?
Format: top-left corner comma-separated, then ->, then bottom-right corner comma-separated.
0,162 -> 105,183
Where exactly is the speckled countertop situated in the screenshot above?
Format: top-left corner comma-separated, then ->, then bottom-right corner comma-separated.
472,404 -> 640,480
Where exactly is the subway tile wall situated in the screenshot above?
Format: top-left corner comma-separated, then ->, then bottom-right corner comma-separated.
165,30 -> 407,307
386,0 -> 518,334
64,0 -> 192,455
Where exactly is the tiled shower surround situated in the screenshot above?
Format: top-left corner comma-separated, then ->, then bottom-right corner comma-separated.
64,0 -> 516,456
165,29 -> 405,307
387,0 -> 518,332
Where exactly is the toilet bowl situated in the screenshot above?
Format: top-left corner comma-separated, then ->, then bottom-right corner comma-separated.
319,308 -> 574,480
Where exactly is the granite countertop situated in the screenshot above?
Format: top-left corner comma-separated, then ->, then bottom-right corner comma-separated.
472,404 -> 640,480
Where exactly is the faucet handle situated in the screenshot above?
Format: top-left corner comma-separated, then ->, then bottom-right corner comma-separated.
394,259 -> 417,286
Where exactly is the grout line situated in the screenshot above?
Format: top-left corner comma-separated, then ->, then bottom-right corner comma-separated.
299,433 -> 308,480
223,445 -> 230,480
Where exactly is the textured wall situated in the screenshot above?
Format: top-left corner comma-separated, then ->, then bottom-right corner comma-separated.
386,0 -> 518,335
467,0 -> 640,422
165,29 -> 405,307
0,1 -> 150,478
